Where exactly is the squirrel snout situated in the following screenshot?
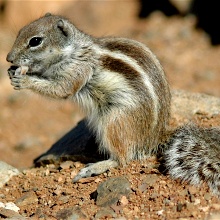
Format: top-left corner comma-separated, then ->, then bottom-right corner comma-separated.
6,52 -> 14,63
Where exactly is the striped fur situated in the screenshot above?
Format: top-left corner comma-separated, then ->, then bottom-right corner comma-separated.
80,38 -> 171,164
163,124 -> 220,196
7,14 -> 170,168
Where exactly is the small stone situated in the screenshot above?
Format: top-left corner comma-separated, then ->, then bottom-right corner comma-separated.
78,176 -> 95,183
199,206 -> 209,212
59,195 -> 70,204
95,207 -> 116,219
120,196 -> 129,206
59,161 -> 74,170
189,194 -> 195,203
0,194 -> 5,199
4,202 -> 20,212
177,203 -> 183,212
110,204 -> 122,214
194,198 -> 200,205
134,206 -> 140,213
36,208 -> 47,219
204,192 -> 212,201
156,209 -> 164,216
74,162 -> 82,169
58,176 -> 63,182
207,212 -> 220,220
179,189 -> 188,197
142,174 -> 159,187
95,176 -> 131,207
138,183 -> 147,192
0,161 -> 20,188
14,136 -> 41,151
44,169 -> 50,176
70,170 -> 78,179
95,177 -> 102,183
186,202 -> 195,211
188,186 -> 198,195
0,207 -> 22,218
211,203 -> 220,210
54,187 -> 62,196
15,191 -> 38,207
56,207 -> 87,220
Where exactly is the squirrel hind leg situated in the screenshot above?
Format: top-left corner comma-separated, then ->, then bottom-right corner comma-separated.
72,159 -> 118,182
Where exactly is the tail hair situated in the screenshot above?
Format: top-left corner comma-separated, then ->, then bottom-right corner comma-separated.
163,124 -> 220,196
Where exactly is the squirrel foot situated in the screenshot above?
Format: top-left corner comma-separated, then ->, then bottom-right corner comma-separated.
73,159 -> 118,182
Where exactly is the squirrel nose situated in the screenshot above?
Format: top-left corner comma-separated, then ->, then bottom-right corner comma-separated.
6,52 -> 14,63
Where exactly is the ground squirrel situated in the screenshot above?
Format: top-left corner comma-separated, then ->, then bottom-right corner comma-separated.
6,13 -> 220,196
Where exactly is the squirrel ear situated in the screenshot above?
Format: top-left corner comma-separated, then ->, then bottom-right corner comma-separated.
44,12 -> 52,17
57,19 -> 69,37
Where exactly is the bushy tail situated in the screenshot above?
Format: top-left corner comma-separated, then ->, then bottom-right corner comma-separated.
163,124 -> 220,196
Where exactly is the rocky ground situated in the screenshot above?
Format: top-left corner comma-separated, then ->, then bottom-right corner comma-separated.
1,1 -> 220,219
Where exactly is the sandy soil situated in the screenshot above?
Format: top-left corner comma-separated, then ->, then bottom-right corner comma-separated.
1,1 -> 220,219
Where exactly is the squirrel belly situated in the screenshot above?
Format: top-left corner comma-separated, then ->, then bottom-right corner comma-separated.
6,13 -> 220,197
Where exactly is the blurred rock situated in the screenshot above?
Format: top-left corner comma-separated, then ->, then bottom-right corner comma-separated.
95,207 -> 116,219
0,207 -> 22,219
0,161 -> 20,188
14,136 -> 41,151
56,207 -> 87,220
171,90 -> 220,121
15,191 -> 38,207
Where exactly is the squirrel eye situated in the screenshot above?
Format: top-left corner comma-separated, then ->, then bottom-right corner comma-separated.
28,37 -> 42,47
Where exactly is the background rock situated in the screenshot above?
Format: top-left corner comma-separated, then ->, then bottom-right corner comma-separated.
0,161 -> 20,188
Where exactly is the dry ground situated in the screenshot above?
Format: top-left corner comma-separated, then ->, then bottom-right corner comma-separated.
1,1 -> 220,219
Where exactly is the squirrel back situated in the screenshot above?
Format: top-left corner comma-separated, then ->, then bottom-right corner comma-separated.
6,13 -> 220,197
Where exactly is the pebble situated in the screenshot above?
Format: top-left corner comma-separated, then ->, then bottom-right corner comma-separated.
95,176 -> 131,207
0,207 -> 22,219
4,202 -> 20,212
59,161 -> 74,170
189,194 -> 195,203
95,207 -> 116,219
14,136 -> 41,151
70,170 -> 78,179
78,176 -> 95,183
120,195 -> 129,206
58,195 -> 70,204
15,191 -> 38,207
194,198 -> 201,205
56,207 -> 87,220
0,161 -> 20,188
188,186 -> 198,195
204,192 -> 212,201
211,203 -> 220,210
141,174 -> 159,187
138,183 -> 147,192
177,203 -> 184,212
0,194 -> 5,199
207,212 -> 220,220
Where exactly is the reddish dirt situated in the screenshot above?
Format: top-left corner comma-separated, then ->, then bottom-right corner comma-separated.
1,1 -> 220,219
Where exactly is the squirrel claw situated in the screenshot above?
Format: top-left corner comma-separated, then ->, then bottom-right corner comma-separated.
11,74 -> 29,90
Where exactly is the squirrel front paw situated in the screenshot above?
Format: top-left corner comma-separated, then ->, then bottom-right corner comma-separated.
7,66 -> 18,79
10,74 -> 30,90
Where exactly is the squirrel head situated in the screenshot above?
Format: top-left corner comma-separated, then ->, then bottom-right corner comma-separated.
6,13 -> 87,75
